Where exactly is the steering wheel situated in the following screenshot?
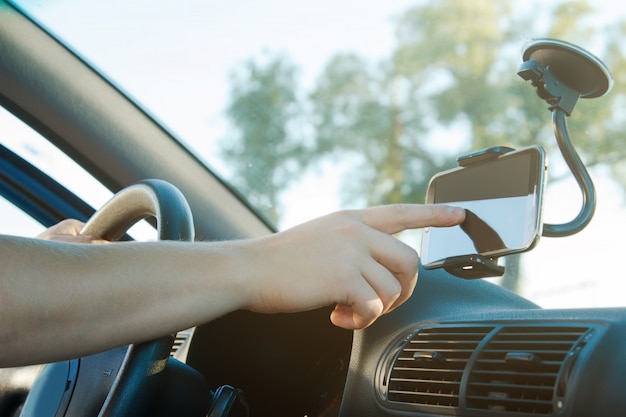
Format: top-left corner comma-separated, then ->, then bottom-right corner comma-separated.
20,179 -> 195,417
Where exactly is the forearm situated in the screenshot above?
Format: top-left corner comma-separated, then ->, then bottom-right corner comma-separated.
0,236 -> 247,367
1,204 -> 465,367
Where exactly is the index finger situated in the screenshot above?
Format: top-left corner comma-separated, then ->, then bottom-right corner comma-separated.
356,204 -> 465,235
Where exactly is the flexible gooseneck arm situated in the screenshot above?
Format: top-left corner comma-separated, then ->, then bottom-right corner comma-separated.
543,109 -> 596,237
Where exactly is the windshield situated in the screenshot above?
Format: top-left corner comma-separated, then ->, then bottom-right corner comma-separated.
11,0 -> 626,308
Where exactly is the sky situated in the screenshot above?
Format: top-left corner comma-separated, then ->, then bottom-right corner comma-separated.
16,0 -> 421,225
25,0 -> 418,157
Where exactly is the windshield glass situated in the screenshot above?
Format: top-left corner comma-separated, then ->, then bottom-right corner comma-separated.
11,0 -> 626,308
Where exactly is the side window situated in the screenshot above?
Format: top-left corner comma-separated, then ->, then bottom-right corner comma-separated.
0,196 -> 44,237
0,106 -> 155,240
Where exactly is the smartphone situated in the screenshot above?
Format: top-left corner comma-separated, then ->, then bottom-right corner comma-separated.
420,145 -> 547,270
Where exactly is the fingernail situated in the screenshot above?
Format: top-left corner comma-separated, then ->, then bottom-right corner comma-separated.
447,206 -> 465,217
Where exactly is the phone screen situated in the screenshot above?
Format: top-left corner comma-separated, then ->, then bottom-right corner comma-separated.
420,146 -> 546,269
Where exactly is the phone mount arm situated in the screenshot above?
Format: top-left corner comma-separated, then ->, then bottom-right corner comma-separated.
546,109 -> 596,236
517,38 -> 613,237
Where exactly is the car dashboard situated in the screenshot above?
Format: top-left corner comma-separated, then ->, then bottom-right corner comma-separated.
338,267 -> 626,417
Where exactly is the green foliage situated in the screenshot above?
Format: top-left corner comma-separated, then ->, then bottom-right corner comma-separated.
309,53 -> 439,206
220,54 -> 304,224
220,0 -> 626,225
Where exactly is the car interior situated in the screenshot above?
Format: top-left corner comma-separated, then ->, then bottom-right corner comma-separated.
2,1 -> 626,416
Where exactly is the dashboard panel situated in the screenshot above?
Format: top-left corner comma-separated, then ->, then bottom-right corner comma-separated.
340,267 -> 626,417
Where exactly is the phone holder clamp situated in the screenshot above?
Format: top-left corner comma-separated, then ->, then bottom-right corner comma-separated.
457,146 -> 515,167
442,254 -> 505,279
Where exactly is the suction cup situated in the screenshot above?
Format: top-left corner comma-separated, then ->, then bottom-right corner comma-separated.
522,38 -> 613,98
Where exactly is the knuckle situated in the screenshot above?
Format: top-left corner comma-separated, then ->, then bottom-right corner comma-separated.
399,245 -> 419,271
334,260 -> 361,281
358,301 -> 383,326
382,279 -> 403,303
334,217 -> 364,239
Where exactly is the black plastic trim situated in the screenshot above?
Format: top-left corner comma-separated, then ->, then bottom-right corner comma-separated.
0,143 -> 94,227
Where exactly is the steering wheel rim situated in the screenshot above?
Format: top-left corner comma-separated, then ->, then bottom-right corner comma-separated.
73,179 -> 194,417
80,179 -> 194,242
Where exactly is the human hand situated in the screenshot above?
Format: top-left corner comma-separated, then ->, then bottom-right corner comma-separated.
36,219 -> 108,243
238,204 -> 465,330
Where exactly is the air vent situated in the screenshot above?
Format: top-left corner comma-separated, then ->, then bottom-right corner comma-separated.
170,327 -> 196,362
466,325 -> 593,414
385,325 -> 494,409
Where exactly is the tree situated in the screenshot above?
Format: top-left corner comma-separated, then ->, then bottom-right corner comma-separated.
220,0 -> 626,290
220,54 -> 304,224
309,53 -> 445,207
306,0 -> 626,290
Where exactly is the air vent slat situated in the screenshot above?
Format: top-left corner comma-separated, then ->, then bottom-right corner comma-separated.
469,382 -> 554,392
467,397 -> 553,414
392,366 -> 465,373
476,359 -> 564,367
387,392 -> 460,407
468,396 -> 553,405
389,391 -> 459,399
390,377 -> 461,384
470,369 -> 558,378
